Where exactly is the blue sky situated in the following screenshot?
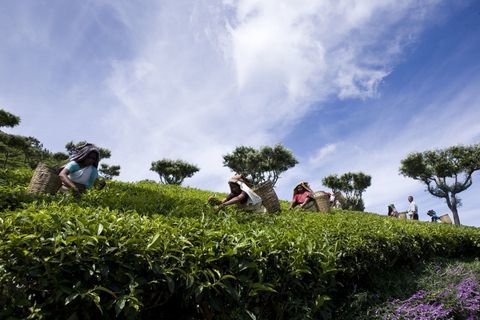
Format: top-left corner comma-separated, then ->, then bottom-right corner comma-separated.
1,0 -> 479,226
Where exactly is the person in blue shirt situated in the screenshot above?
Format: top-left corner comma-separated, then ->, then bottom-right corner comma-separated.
59,143 -> 100,196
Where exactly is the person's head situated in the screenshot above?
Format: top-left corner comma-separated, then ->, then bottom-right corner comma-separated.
387,204 -> 394,214
84,151 -> 99,166
228,181 -> 241,195
71,143 -> 100,168
294,182 -> 311,195
408,196 -> 414,203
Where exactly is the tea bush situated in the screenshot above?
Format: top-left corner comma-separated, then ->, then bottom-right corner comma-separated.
0,177 -> 479,319
0,203 -> 338,319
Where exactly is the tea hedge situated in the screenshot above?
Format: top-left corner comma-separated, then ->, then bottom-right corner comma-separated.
0,176 -> 479,319
0,204 -> 339,319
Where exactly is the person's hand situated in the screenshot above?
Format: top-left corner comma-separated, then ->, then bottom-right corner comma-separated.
72,187 -> 81,198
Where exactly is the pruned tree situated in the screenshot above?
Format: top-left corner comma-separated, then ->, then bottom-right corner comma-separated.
399,144 -> 480,225
99,164 -> 121,180
0,109 -> 20,128
65,141 -> 111,160
322,172 -> 372,211
51,152 -> 70,166
150,159 -> 199,185
223,144 -> 298,187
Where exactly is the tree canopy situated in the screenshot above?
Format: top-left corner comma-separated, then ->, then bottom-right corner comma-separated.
65,141 -> 111,160
99,164 -> 121,180
150,159 -> 199,185
322,172 -> 372,211
223,144 -> 298,187
0,109 -> 20,128
399,144 -> 480,225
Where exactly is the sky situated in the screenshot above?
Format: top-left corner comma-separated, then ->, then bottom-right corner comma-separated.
1,0 -> 479,226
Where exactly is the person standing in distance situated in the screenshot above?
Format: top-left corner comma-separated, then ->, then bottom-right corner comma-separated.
407,196 -> 418,220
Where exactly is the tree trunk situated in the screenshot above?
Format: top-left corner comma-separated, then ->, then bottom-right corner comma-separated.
450,194 -> 461,225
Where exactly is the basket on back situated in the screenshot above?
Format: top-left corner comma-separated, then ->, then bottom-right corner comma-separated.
28,163 -> 62,195
439,214 -> 453,224
312,191 -> 331,212
254,180 -> 280,213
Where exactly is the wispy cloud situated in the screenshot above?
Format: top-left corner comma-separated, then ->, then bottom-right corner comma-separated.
98,0 -> 443,191
309,144 -> 337,166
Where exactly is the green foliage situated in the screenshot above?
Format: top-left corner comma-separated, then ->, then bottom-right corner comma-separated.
99,164 -> 121,180
322,172 -> 371,211
223,144 -> 298,186
0,174 -> 479,319
400,144 -> 480,225
0,108 -> 20,128
150,159 -> 200,185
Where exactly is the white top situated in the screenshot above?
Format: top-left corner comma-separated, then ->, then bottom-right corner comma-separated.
407,201 -> 418,215
69,166 -> 94,186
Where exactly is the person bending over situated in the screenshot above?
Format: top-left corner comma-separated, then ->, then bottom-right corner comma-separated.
59,143 -> 100,197
289,181 -> 313,210
210,175 -> 265,213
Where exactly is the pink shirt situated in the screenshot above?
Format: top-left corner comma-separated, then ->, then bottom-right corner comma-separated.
293,191 -> 311,204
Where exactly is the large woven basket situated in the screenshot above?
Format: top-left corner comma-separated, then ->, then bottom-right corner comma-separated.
398,212 -> 407,220
302,199 -> 318,212
28,163 -> 62,195
254,180 -> 280,213
439,214 -> 453,224
313,191 -> 331,212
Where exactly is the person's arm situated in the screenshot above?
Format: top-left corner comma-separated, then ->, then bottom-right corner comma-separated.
289,201 -> 299,209
299,194 -> 313,208
59,164 -> 81,195
220,191 -> 248,206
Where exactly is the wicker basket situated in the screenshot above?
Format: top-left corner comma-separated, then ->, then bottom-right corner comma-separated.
439,214 -> 453,224
254,180 -> 280,213
313,191 -> 331,212
302,199 -> 318,212
398,212 -> 407,220
28,163 -> 62,195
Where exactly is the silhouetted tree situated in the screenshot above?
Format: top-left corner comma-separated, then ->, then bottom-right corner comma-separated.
400,144 -> 480,225
0,109 -> 20,128
223,144 -> 298,187
99,164 -> 121,180
322,172 -> 372,211
150,159 -> 199,185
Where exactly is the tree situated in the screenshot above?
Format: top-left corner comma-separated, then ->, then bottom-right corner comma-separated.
51,152 -> 69,166
399,144 -> 480,225
322,172 -> 372,211
65,141 -> 111,160
223,144 -> 298,186
0,133 -> 29,168
99,164 -> 121,180
0,109 -> 20,128
150,159 -> 199,185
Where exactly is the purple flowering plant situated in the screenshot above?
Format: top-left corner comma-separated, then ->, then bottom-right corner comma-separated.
375,265 -> 480,320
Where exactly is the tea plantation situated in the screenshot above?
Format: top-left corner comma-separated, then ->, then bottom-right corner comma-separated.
1,168 -> 479,319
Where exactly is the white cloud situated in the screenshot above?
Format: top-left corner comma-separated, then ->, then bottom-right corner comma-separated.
98,0 -> 443,192
309,144 -> 337,166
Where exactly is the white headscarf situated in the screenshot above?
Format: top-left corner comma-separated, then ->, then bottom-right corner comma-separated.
228,175 -> 263,206
237,181 -> 262,205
